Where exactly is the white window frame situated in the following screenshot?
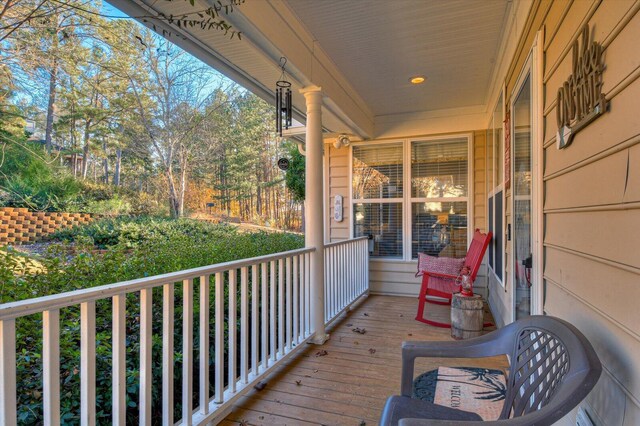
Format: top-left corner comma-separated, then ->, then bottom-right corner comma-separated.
509,30 -> 544,321
487,90 -> 506,287
349,134 -> 473,262
406,134 -> 473,261
349,140 -> 405,260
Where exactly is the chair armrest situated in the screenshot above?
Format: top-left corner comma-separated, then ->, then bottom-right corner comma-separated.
400,419 -> 486,426
400,331 -> 512,396
399,416 -> 544,426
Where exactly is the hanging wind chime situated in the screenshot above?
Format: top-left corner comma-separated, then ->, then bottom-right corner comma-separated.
275,57 -> 292,137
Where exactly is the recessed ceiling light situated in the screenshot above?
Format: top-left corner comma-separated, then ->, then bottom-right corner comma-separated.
410,76 -> 426,84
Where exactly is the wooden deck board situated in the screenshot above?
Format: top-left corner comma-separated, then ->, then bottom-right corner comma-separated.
223,294 -> 507,425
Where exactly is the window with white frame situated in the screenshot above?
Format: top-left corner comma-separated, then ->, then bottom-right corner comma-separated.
352,143 -> 403,258
410,137 -> 469,259
351,136 -> 470,260
487,93 -> 504,283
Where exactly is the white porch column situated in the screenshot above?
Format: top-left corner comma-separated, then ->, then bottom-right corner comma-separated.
300,85 -> 329,344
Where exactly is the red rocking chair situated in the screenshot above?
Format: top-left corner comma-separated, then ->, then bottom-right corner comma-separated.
415,229 -> 492,328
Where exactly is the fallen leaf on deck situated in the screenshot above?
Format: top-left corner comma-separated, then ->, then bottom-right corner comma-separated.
399,314 -> 403,317
359,421 -> 367,426
408,333 -> 413,336
368,348 -> 376,354
315,350 -> 328,357
253,381 -> 267,391
295,380 -> 302,386
238,420 -> 248,426
363,313 -> 369,316
352,327 -> 366,334
313,369 -> 318,373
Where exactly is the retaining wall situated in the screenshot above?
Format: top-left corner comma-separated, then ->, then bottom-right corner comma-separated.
0,208 -> 94,245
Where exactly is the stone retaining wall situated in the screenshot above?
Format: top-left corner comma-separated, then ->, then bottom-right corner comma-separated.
0,208 -> 94,245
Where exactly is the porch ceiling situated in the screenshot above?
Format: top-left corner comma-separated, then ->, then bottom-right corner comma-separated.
109,0 -> 513,137
285,0 -> 511,117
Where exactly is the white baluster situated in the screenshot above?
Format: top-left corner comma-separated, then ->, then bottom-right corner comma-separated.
336,246 -> 340,315
162,284 -> 174,426
228,270 -> 237,392
0,319 -> 16,426
293,255 -> 299,344
343,244 -> 348,309
269,261 -> 276,362
261,263 -> 268,369
140,288 -> 153,426
365,240 -> 370,292
325,247 -> 330,321
240,266 -> 249,384
199,275 -> 210,415
338,244 -> 343,311
43,309 -> 60,426
305,252 -> 311,336
251,264 -> 258,376
80,301 -> 96,426
214,273 -> 224,403
286,257 -> 292,350
358,241 -> 368,293
299,255 -> 305,338
113,295 -> 126,426
278,259 -> 284,356
324,248 -> 329,322
183,279 -> 193,426
350,243 -> 355,302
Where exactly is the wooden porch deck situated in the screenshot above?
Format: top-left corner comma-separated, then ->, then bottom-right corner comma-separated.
221,295 -> 507,425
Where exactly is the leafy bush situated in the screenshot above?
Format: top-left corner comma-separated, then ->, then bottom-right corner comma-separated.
0,140 -> 85,211
0,140 -> 163,215
2,220 -> 304,424
50,216 -> 242,249
83,196 -> 132,216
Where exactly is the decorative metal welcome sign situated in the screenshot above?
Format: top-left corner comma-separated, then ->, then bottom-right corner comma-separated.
556,25 -> 608,149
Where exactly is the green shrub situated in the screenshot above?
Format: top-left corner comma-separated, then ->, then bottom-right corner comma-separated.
3,220 -> 304,424
50,216 -> 241,249
0,140 -> 161,214
0,141 -> 85,211
83,196 -> 132,216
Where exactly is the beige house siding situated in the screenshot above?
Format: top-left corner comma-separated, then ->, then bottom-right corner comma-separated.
472,129 -> 489,299
325,143 -> 350,242
473,129 -> 487,233
326,133 -> 489,297
490,0 -> 640,424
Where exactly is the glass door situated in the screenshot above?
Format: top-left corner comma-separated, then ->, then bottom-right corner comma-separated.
512,74 -> 532,320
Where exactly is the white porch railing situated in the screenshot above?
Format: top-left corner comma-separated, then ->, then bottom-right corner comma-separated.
0,238 -> 370,425
0,248 -> 313,425
324,237 -> 369,324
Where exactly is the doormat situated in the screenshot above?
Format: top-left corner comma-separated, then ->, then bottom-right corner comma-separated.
412,366 -> 506,421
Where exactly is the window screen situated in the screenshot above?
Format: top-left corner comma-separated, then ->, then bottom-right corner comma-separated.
411,138 -> 468,198
487,93 -> 504,283
353,203 -> 403,258
494,191 -> 503,281
352,144 -> 403,199
411,138 -> 469,259
487,128 -> 495,191
411,202 -> 467,259
488,196 -> 494,267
